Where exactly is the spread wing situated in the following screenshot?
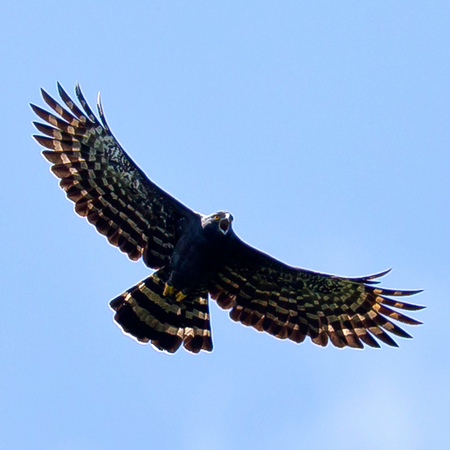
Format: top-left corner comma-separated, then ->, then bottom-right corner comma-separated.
208,237 -> 424,348
32,83 -> 197,268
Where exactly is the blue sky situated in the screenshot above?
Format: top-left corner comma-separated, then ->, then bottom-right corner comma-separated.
1,2 -> 449,449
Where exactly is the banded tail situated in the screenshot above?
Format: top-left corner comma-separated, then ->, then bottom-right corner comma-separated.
109,269 -> 213,353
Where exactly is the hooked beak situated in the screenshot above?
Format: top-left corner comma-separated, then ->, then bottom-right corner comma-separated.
219,218 -> 230,234
219,213 -> 232,235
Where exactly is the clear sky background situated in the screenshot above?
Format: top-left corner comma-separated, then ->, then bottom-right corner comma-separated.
1,2 -> 448,449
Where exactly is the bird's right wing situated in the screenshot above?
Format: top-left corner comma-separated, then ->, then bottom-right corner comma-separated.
32,83 -> 197,268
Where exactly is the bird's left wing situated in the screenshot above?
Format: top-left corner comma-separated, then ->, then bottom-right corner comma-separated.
32,83 -> 197,269
208,237 -> 424,349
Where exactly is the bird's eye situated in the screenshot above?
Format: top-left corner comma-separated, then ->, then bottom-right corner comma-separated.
214,215 -> 220,221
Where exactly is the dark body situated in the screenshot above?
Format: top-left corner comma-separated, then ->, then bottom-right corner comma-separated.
166,212 -> 234,294
32,83 -> 424,354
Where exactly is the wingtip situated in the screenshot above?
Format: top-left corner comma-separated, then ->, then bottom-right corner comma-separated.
32,134 -> 45,145
56,81 -> 67,97
410,303 -> 426,312
348,268 -> 392,284
397,289 -> 424,297
96,91 -> 110,130
40,87 -> 52,101
73,82 -> 99,124
367,268 -> 392,280
414,289 -> 425,295
29,103 -> 45,116
75,81 -> 82,97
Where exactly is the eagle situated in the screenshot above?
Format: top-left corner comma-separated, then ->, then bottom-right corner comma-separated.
31,83 -> 424,354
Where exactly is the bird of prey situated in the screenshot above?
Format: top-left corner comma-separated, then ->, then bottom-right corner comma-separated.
31,83 -> 424,354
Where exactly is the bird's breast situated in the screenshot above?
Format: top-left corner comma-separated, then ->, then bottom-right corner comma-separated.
168,223 -> 230,291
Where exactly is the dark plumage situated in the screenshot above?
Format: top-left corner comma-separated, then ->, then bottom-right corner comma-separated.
31,83 -> 424,354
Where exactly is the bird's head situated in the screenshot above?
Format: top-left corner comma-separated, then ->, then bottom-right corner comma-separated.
201,211 -> 234,235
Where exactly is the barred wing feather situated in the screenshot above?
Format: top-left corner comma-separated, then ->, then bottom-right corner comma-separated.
31,83 -> 196,269
208,238 -> 424,349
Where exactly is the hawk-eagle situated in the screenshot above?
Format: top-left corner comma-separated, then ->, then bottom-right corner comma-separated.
31,83 -> 424,354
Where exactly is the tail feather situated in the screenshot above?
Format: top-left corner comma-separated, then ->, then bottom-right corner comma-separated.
110,269 -> 213,354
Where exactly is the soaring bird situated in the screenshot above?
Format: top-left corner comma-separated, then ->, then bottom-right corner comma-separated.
31,83 -> 424,354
